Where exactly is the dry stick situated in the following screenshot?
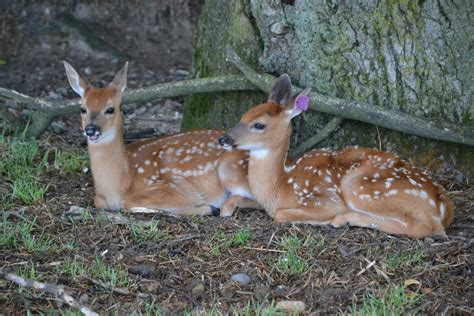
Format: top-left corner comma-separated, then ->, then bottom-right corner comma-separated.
225,45 -> 474,147
1,270 -> 98,316
0,75 -> 258,138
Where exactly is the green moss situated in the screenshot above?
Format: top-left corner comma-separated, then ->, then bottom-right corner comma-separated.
182,0 -> 263,131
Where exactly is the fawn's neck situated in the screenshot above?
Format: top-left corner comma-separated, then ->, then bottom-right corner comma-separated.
88,126 -> 131,208
247,135 -> 290,216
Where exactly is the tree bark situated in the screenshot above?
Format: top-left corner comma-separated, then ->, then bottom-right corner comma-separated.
183,0 -> 474,176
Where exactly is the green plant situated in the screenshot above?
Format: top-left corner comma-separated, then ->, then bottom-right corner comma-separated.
1,216 -> 53,253
92,257 -> 133,289
59,240 -> 79,251
16,262 -> 44,282
275,233 -> 307,275
349,284 -> 424,315
233,226 -> 252,247
53,148 -> 88,174
57,257 -> 88,279
144,299 -> 164,316
385,250 -> 425,270
129,221 -> 169,243
0,135 -> 49,204
0,214 -> 17,248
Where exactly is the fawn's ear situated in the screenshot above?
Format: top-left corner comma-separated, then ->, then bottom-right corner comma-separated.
285,88 -> 312,119
110,61 -> 128,94
268,74 -> 293,106
63,61 -> 89,97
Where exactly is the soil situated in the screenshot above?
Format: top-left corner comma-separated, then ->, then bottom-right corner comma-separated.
1,2 -> 473,315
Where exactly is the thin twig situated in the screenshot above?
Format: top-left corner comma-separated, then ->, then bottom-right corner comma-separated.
1,270 -> 98,316
225,45 -> 474,147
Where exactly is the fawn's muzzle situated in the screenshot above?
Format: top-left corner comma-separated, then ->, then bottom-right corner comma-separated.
85,124 -> 101,137
218,135 -> 234,147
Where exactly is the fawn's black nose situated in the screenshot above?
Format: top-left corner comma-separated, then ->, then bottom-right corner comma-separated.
85,124 -> 100,136
219,135 -> 234,147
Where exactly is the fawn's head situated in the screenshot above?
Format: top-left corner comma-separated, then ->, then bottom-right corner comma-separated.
64,61 -> 128,145
220,74 -> 310,154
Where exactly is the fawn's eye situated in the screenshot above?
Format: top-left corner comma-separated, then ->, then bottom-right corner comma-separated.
105,107 -> 115,115
252,123 -> 266,130
80,107 -> 87,114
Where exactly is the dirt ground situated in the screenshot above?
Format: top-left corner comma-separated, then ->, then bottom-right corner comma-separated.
1,2 -> 473,315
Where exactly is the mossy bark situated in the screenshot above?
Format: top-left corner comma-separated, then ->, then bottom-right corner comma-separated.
183,0 -> 473,176
181,0 -> 265,130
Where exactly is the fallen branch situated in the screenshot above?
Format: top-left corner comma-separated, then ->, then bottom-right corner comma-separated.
225,46 -> 474,147
1,270 -> 98,316
0,75 -> 258,137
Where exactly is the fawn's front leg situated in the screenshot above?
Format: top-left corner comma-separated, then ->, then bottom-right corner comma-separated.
220,195 -> 261,217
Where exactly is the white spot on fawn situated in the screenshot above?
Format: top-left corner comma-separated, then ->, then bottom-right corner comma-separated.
137,167 -> 144,174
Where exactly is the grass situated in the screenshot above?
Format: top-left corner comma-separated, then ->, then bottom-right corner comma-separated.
1,215 -> 54,253
92,257 -> 133,289
210,226 -> 253,256
0,134 -> 49,205
53,148 -> 88,174
144,299 -> 164,316
385,250 -> 425,270
129,221 -> 170,243
349,284 -> 424,315
15,261 -> 45,282
275,233 -> 308,275
56,256 -> 133,290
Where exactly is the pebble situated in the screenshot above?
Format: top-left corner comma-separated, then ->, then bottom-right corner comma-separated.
51,121 -> 65,134
231,273 -> 251,284
191,282 -> 205,296
275,300 -> 306,312
48,91 -> 63,101
129,264 -> 155,278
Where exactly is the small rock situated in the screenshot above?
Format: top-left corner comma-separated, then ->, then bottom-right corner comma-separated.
56,87 -> 68,96
174,69 -> 189,76
273,285 -> 286,297
134,106 -> 148,116
51,121 -> 65,134
48,91 -> 63,101
254,285 -> 270,301
129,264 -> 155,278
140,280 -> 160,293
231,273 -> 251,284
191,282 -> 205,296
84,67 -> 92,76
275,300 -> 306,312
270,22 -> 289,35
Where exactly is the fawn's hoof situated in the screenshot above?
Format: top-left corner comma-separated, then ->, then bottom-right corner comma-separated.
210,205 -> 221,216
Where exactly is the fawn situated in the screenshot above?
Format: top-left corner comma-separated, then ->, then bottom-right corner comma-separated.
64,61 -> 256,216
219,74 -> 454,238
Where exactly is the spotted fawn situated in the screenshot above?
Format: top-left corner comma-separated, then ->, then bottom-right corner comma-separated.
64,61 -> 257,216
220,74 -> 454,238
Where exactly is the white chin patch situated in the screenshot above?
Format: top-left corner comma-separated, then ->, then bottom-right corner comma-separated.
221,144 -> 233,151
88,128 -> 116,145
249,148 -> 269,160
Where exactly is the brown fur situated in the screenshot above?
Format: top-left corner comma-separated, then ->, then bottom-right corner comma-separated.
224,75 -> 454,238
64,62 -> 258,215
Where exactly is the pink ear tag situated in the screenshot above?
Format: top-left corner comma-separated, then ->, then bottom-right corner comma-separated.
295,95 -> 309,111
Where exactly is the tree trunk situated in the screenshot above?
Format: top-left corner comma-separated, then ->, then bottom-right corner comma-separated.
183,0 -> 474,177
